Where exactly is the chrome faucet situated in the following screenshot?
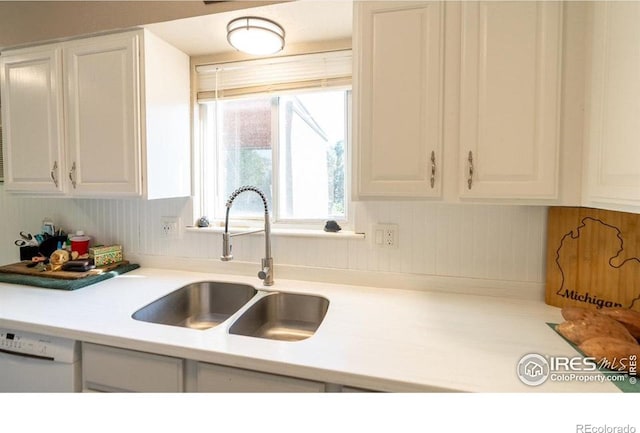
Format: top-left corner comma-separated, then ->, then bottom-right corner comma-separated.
221,186 -> 273,286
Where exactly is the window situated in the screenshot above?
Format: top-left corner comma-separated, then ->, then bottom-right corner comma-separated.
196,51 -> 351,226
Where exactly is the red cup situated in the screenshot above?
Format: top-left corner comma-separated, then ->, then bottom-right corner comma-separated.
71,236 -> 90,255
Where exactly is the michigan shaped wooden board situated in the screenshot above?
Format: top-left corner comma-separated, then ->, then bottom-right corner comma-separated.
545,207 -> 640,312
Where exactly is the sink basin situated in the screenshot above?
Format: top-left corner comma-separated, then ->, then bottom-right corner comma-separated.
229,292 -> 329,341
132,281 -> 257,330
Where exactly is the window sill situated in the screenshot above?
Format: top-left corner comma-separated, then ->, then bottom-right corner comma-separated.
185,226 -> 365,240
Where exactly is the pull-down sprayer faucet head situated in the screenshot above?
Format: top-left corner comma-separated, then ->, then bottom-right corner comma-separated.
221,186 -> 273,285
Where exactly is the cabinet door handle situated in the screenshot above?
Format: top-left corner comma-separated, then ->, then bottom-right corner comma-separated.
69,162 -> 77,189
430,151 -> 436,189
50,161 -> 59,187
467,151 -> 474,190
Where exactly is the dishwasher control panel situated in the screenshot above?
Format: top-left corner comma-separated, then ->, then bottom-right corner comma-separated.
0,329 -> 78,363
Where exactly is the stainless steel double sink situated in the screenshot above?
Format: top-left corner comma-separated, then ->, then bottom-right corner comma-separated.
132,281 -> 329,342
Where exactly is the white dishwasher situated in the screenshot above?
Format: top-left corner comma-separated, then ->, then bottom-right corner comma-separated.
0,328 -> 81,392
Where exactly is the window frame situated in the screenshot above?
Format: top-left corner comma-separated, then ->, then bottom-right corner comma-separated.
196,86 -> 353,231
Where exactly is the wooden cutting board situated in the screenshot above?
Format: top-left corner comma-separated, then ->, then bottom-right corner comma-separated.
0,260 -> 130,280
545,207 -> 640,312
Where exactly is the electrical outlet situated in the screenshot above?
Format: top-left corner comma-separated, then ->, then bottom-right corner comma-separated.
372,223 -> 399,249
384,225 -> 397,248
160,216 -> 181,239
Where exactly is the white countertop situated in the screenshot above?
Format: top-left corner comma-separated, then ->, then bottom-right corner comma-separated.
0,267 -> 620,392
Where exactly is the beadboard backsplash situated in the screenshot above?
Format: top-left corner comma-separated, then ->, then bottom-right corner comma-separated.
0,186 -> 547,285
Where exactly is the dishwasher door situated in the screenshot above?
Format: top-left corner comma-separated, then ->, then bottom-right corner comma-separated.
0,329 -> 81,392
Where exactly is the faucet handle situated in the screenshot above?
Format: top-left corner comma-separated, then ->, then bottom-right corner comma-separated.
258,257 -> 274,286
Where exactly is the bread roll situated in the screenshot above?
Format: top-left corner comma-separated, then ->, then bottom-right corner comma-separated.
556,316 -> 637,345
561,306 -> 602,322
579,337 -> 640,373
600,308 -> 640,340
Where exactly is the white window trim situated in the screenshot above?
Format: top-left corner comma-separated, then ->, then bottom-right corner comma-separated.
192,51 -> 356,235
185,225 -> 364,240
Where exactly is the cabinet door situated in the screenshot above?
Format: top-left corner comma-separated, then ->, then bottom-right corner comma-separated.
82,343 -> 183,392
64,32 -> 141,197
459,2 -> 562,199
195,362 -> 325,392
354,1 -> 444,198
0,46 -> 65,194
584,2 -> 640,212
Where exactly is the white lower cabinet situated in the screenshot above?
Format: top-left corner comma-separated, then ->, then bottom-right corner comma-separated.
82,343 -> 183,392
82,343 -> 375,393
189,361 -> 326,393
341,386 -> 375,393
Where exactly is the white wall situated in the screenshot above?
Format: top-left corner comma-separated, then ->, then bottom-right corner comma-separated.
0,184 -> 547,287
0,1 -> 279,48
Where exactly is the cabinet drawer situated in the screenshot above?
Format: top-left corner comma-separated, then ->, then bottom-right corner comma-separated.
82,343 -> 183,392
196,362 -> 324,392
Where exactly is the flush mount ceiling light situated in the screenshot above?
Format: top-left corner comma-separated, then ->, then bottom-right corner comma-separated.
227,16 -> 285,56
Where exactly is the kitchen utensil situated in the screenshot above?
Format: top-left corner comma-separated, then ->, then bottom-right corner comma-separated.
14,239 -> 37,247
19,232 -> 33,241
15,232 -> 38,247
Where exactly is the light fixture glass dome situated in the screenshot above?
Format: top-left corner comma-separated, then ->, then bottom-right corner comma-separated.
227,16 -> 285,56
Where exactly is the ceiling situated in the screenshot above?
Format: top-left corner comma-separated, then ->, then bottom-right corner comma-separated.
145,1 -> 353,57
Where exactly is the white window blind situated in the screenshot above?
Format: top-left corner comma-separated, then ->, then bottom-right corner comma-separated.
196,50 -> 352,101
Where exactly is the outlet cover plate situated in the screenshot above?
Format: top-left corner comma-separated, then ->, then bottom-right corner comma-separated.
160,216 -> 181,239
371,223 -> 398,249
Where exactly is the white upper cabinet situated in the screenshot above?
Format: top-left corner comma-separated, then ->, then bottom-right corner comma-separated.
459,1 -> 563,200
353,1 -> 564,202
353,1 -> 444,199
0,29 -> 190,199
64,33 -> 141,197
0,45 -> 65,194
583,2 -> 640,212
